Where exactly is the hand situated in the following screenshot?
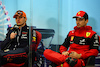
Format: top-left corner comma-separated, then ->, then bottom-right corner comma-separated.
10,32 -> 17,39
62,51 -> 69,56
69,51 -> 81,59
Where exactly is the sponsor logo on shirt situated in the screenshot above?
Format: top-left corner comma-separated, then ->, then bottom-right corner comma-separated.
21,31 -> 27,39
86,32 -> 91,37
71,36 -> 74,41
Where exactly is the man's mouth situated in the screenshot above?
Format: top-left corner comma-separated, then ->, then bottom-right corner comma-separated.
77,24 -> 80,26
17,22 -> 20,23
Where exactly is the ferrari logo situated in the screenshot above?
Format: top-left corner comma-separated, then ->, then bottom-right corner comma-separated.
71,36 -> 74,41
78,12 -> 81,15
86,32 -> 91,37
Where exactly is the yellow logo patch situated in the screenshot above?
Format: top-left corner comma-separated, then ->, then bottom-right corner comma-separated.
86,32 -> 91,37
32,37 -> 36,41
71,36 -> 74,41
78,12 -> 81,15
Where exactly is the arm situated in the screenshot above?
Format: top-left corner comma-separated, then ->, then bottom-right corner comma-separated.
59,35 -> 70,54
0,30 -> 12,50
81,34 -> 99,59
68,34 -> 99,59
1,29 -> 17,50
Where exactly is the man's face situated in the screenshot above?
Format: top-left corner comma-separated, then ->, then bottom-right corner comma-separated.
15,16 -> 27,27
76,18 -> 88,28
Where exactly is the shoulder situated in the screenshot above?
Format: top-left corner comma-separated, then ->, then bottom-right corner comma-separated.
7,27 -> 13,33
68,30 -> 75,36
85,30 -> 96,38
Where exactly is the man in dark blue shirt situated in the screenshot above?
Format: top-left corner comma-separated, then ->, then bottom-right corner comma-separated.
0,10 -> 37,67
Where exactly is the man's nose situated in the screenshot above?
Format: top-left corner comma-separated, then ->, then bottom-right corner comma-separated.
17,18 -> 20,20
76,21 -> 79,23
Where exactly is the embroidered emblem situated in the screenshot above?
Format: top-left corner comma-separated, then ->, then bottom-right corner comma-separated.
78,12 -> 81,15
71,36 -> 74,41
86,32 -> 91,37
21,31 -> 27,39
79,39 -> 85,45
22,31 -> 27,34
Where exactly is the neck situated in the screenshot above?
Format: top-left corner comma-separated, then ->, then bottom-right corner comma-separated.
18,23 -> 26,28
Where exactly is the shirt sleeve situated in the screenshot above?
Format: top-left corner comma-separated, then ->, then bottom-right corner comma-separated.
59,34 -> 70,53
0,30 -> 12,50
81,33 -> 99,59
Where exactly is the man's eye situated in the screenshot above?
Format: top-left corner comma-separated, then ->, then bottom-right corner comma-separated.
19,17 -> 22,18
15,17 -> 17,19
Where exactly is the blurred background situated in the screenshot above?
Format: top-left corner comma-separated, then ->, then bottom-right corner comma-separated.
0,0 -> 100,44
0,0 -> 100,67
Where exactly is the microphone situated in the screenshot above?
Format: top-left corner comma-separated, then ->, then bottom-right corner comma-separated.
13,24 -> 19,33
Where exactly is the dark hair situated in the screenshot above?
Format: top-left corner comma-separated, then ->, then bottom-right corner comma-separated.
83,12 -> 88,20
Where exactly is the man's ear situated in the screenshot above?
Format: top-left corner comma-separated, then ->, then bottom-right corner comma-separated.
86,19 -> 88,24
25,17 -> 27,22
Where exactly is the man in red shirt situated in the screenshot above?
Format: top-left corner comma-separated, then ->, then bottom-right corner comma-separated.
44,11 -> 99,67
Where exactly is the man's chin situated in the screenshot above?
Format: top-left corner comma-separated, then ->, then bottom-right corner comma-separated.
77,26 -> 81,28
17,23 -> 21,25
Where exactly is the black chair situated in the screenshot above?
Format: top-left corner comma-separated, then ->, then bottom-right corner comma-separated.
34,28 -> 55,49
85,56 -> 95,67
33,28 -> 55,67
